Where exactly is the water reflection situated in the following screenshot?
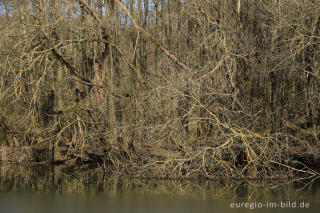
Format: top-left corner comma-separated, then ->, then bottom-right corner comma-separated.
0,165 -> 319,212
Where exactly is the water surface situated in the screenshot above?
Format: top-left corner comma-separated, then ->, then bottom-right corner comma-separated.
0,165 -> 319,213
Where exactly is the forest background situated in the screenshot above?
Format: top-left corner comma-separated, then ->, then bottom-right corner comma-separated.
0,0 -> 319,179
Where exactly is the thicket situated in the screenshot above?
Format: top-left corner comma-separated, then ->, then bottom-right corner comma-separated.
0,0 -> 319,179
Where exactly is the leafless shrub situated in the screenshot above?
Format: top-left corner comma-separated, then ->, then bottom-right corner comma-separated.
0,0 -> 319,179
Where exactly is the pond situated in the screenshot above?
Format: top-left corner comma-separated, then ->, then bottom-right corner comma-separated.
0,165 -> 319,213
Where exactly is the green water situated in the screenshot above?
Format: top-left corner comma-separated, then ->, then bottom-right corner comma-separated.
0,165 -> 319,213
